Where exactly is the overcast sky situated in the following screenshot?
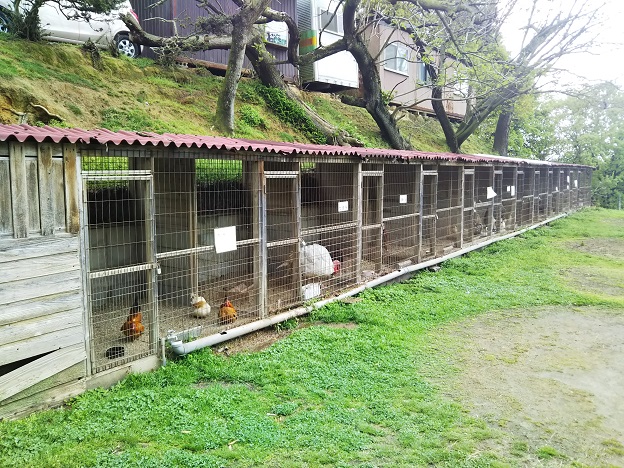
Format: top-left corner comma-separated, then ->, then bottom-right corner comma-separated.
500,0 -> 624,87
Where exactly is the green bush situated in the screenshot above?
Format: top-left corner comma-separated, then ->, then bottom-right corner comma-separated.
239,105 -> 266,128
259,85 -> 326,144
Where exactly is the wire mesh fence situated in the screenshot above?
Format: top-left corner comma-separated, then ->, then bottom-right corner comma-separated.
156,158 -> 260,338
382,164 -> 420,270
82,153 -> 156,373
80,153 -> 591,372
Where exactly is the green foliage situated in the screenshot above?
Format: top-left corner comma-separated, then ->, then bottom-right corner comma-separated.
66,103 -> 83,116
536,446 -> 566,459
259,85 -> 326,144
273,317 -> 299,332
100,108 -> 163,132
0,56 -> 18,78
239,105 -> 266,129
520,83 -> 624,208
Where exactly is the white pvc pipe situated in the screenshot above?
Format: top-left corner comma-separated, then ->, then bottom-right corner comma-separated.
168,212 -> 569,355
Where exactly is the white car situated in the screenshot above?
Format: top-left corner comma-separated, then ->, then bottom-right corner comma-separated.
0,0 -> 141,58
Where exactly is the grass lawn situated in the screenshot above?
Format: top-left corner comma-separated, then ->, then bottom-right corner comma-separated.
1,208 -> 623,467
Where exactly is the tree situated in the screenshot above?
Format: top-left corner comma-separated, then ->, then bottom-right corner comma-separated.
541,82 -> 624,208
339,0 -> 600,153
480,94 -> 556,160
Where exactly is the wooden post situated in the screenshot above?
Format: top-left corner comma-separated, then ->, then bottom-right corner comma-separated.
9,142 -> 28,238
417,165 -> 424,262
63,144 -> 80,234
376,169 -> 384,272
355,163 -> 363,281
459,167 -> 465,248
257,161 -> 267,318
37,143 -> 55,236
293,163 -> 303,306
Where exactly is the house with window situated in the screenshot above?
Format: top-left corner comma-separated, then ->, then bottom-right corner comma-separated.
297,0 -> 359,90
366,21 -> 468,120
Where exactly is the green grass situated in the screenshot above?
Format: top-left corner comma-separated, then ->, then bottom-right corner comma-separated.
0,32 -> 497,154
1,208 -> 622,467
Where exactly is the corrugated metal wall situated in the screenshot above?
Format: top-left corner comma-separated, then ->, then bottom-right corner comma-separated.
133,0 -> 298,81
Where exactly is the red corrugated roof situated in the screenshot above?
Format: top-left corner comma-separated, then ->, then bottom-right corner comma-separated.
0,124 -> 589,168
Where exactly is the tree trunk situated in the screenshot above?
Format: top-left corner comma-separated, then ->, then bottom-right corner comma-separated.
456,82 -> 520,148
493,109 -> 513,156
343,0 -> 411,150
431,84 -> 459,153
214,0 -> 270,134
424,58 -> 459,153
246,37 -> 362,146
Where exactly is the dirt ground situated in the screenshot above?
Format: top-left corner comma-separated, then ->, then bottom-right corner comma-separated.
438,306 -> 624,466
432,236 -> 624,466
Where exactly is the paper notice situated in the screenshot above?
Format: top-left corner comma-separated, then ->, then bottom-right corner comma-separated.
399,194 -> 408,204
486,187 -> 497,199
338,201 -> 349,212
214,226 -> 237,253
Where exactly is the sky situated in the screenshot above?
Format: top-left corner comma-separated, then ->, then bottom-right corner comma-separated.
500,0 -> 624,87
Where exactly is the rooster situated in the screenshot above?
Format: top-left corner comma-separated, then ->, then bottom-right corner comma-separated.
121,296 -> 144,340
219,297 -> 237,325
190,294 -> 211,318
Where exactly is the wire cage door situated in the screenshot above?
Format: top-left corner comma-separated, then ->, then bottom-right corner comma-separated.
265,163 -> 302,313
421,172 -> 438,260
82,169 -> 158,374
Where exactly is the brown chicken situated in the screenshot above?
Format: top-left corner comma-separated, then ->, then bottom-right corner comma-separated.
219,297 -> 237,325
121,296 -> 145,340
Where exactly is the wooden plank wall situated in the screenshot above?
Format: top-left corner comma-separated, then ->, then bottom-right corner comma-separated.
0,141 -> 86,420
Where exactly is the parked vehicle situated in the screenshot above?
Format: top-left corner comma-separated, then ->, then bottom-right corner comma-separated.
0,0 -> 141,58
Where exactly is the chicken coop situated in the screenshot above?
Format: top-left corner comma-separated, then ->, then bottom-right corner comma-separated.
0,124 -> 593,419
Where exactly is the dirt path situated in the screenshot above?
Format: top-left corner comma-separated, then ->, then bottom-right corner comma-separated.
436,306 -> 624,466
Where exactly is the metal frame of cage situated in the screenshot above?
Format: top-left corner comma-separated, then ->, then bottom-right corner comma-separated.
78,147 -> 593,375
380,162 -> 420,273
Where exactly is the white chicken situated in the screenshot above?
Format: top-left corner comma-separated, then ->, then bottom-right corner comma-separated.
190,294 -> 211,318
301,241 -> 334,278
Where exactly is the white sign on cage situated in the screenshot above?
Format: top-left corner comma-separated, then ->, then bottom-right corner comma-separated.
511,186 -> 516,196
399,194 -> 408,204
338,201 -> 349,212
214,226 -> 237,253
567,175 -> 570,183
486,187 -> 497,199
506,186 -> 510,192
574,180 -> 578,187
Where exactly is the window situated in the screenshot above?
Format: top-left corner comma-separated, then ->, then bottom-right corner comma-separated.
319,9 -> 342,35
384,44 -> 409,74
417,62 -> 430,83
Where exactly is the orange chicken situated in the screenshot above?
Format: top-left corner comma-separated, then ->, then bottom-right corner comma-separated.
219,297 -> 237,325
121,297 -> 145,340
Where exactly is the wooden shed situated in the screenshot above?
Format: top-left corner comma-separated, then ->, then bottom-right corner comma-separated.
0,124 -> 593,419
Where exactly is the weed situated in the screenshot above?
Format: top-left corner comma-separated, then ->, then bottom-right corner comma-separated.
273,318 -> 299,332
536,445 -> 566,459
259,85 -> 326,144
66,103 -> 82,116
239,105 -> 266,128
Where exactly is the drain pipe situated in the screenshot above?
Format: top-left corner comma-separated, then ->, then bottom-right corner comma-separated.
167,213 -> 569,356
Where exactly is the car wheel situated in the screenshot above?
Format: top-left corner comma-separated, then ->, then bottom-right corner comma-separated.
0,10 -> 10,33
115,33 -> 140,58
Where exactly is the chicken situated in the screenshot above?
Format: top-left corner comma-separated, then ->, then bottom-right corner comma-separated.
190,294 -> 211,318
121,296 -> 144,340
219,297 -> 237,325
301,241 -> 334,278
